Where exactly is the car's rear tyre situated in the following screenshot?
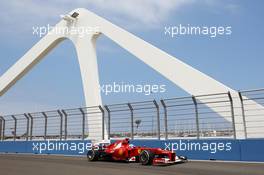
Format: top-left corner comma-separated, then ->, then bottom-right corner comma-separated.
139,150 -> 155,165
87,149 -> 99,161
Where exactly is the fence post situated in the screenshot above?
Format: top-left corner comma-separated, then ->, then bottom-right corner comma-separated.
41,112 -> 48,140
98,106 -> 105,140
61,110 -> 67,140
104,105 -> 111,140
160,100 -> 168,140
127,103 -> 134,140
228,92 -> 236,139
27,113 -> 33,140
79,108 -> 86,140
57,110 -> 63,140
153,100 -> 160,140
238,91 -> 247,139
11,115 -> 17,141
192,96 -> 200,139
0,117 -> 5,141
24,114 -> 29,141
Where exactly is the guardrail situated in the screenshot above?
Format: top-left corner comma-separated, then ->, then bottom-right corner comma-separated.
0,88 -> 264,141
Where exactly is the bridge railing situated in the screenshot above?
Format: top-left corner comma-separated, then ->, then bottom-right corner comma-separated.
0,88 -> 264,141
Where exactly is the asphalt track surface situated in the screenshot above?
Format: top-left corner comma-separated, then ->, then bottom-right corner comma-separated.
0,154 -> 264,175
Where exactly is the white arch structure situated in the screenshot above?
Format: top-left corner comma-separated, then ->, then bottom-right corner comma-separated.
0,8 -> 263,140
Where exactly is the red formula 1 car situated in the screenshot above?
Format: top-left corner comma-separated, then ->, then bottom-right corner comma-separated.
87,138 -> 187,165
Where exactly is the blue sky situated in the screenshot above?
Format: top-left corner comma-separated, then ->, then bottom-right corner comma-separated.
0,0 -> 263,115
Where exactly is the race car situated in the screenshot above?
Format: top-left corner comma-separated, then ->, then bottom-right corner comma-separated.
87,138 -> 187,165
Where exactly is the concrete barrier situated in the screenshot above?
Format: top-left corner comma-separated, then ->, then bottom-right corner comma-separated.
1,139 -> 264,162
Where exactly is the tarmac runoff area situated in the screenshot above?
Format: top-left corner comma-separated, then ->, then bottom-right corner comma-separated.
0,154 -> 264,175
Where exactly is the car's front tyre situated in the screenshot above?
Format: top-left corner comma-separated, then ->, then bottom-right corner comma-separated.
139,150 -> 155,165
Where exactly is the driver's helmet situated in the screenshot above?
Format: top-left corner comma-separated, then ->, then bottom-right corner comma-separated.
122,138 -> 130,144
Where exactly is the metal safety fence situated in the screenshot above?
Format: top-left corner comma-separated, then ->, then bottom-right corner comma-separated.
0,88 -> 264,141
